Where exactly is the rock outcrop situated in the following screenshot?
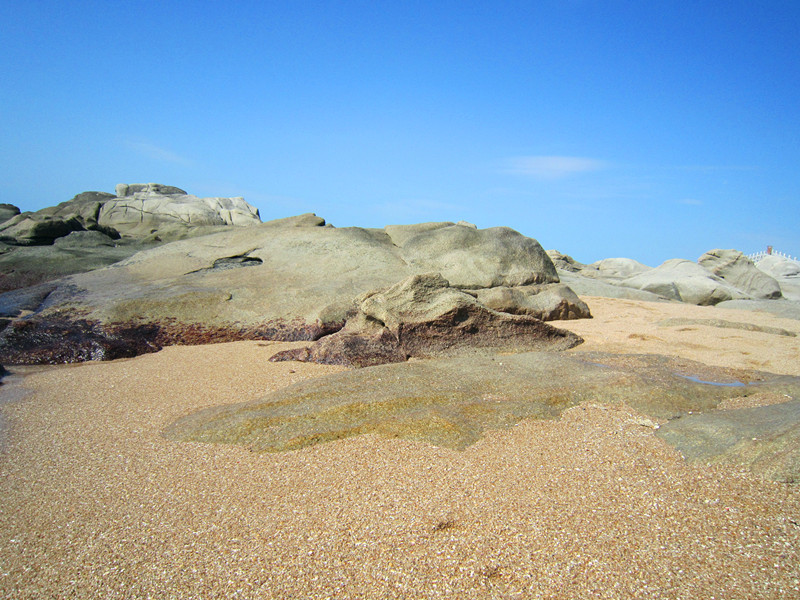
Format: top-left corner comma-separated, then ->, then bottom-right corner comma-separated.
756,255 -> 800,279
98,183 -> 261,238
657,400 -> 800,484
581,258 -> 652,281
754,255 -> 800,303
271,273 -> 583,367
546,250 -> 585,273
698,249 -> 781,299
551,248 -> 800,308
165,350 -> 800,465
618,259 -> 750,305
0,217 -> 588,365
470,283 -> 591,321
0,184 -> 262,293
0,204 -> 21,224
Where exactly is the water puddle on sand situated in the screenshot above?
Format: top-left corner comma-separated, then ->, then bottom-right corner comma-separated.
676,374 -> 747,387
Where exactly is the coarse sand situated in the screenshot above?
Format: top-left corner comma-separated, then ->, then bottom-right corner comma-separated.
1,297 -> 799,598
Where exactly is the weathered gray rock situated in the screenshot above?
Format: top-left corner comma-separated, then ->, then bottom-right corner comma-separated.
0,282 -> 59,318
557,270 -> 671,302
546,250 -> 585,272
165,350 -> 800,456
755,255 -> 800,279
471,283 -> 591,321
754,255 -> 800,303
0,235 -> 156,294
0,204 -> 20,224
581,257 -> 651,280
97,185 -> 261,238
619,259 -> 749,305
271,273 -> 583,367
698,249 -> 781,299
0,213 -> 85,245
115,183 -> 187,197
657,400 -> 800,483
1,184 -> 261,248
52,230 -> 117,249
0,217 -> 582,364
0,185 -> 264,293
716,299 -> 800,320
395,224 -> 558,288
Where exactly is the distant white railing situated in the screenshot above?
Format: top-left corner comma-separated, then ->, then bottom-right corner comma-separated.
747,249 -> 799,263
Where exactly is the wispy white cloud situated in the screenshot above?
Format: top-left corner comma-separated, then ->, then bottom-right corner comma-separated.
678,198 -> 703,206
503,155 -> 608,179
126,139 -> 193,166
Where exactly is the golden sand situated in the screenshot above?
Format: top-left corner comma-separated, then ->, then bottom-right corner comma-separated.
1,298 -> 799,598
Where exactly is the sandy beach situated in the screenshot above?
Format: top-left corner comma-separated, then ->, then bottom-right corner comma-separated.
1,297 -> 799,599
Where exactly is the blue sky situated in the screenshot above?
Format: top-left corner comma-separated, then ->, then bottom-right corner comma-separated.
2,0 -> 798,265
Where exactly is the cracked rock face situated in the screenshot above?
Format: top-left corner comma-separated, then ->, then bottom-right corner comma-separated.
97,189 -> 261,237
0,184 -> 263,293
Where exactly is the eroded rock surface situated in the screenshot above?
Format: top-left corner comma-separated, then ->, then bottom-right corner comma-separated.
699,249 -> 782,299
0,218 -> 586,365
0,184 -> 263,293
165,351 -> 800,465
657,400 -> 800,483
619,259 -> 749,305
271,273 -> 583,367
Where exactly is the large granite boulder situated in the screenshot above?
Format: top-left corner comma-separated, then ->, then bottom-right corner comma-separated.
0,184 -> 261,247
556,270 -> 669,302
271,273 -> 583,367
698,249 -> 781,299
619,259 -> 750,305
0,217 -> 586,364
0,237 -> 154,294
389,223 -> 558,288
754,255 -> 800,303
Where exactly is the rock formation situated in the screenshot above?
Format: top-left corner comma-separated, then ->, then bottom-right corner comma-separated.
581,257 -> 652,281
698,249 -> 782,299
546,250 -> 585,272
271,273 -> 583,367
549,248 -> 799,308
98,183 -> 261,238
0,204 -> 20,224
165,350 -> 800,483
0,184 -> 262,293
0,217 -> 590,365
617,259 -> 749,305
657,400 -> 800,484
